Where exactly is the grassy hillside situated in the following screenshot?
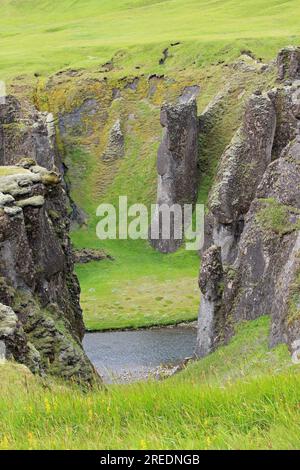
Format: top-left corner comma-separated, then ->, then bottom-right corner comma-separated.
0,0 -> 300,78
1,317 -> 300,450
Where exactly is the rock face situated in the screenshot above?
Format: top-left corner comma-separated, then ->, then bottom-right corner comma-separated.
277,46 -> 300,81
0,96 -> 60,171
149,99 -> 199,253
0,163 -> 96,382
102,119 -> 125,161
207,92 -> 277,265
196,49 -> 300,358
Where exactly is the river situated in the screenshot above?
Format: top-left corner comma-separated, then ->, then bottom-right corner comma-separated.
83,325 -> 197,383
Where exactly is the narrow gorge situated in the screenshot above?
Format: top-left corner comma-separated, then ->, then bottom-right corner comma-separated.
1,45 -> 300,383
2,0 -> 300,452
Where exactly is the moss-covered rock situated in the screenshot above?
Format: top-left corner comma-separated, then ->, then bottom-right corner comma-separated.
197,54 -> 300,358
0,165 -> 98,383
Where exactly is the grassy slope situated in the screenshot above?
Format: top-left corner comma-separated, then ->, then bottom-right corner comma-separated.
1,317 -> 300,450
0,0 -> 300,78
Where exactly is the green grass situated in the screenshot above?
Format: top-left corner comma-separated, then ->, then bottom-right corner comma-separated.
1,317 -> 300,450
76,240 -> 199,330
0,0 -> 300,79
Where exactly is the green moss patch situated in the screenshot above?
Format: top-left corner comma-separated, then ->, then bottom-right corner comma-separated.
256,198 -> 300,236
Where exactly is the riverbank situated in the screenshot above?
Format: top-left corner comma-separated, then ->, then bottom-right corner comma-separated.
1,316 -> 300,450
85,319 -> 198,334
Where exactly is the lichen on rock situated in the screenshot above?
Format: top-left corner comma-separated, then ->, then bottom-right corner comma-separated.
196,49 -> 300,358
0,163 -> 97,383
0,95 -> 60,171
149,99 -> 199,253
277,46 -> 300,81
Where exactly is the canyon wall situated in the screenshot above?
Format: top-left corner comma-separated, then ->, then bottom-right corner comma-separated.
0,162 -> 96,382
0,96 -> 97,382
0,96 -> 60,171
2,44 -> 300,378
196,47 -> 300,357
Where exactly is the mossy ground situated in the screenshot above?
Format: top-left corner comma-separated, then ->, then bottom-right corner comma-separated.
1,316 -> 300,450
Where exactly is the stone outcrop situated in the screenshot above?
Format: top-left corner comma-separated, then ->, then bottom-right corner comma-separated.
0,94 -> 89,228
73,248 -> 114,264
196,49 -> 300,358
102,119 -> 125,161
58,98 -> 99,138
270,84 -> 300,160
0,96 -> 60,171
277,46 -> 300,81
207,92 -> 277,264
0,162 -> 96,382
149,99 -> 199,253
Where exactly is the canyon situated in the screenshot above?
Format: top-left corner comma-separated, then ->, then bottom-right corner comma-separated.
0,45 -> 300,382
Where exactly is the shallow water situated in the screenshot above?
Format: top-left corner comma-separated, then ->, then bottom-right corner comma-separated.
83,326 -> 197,383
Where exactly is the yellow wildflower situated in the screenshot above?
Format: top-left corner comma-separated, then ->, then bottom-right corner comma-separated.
0,435 -> 9,450
206,436 -> 212,448
44,397 -> 51,414
27,432 -> 36,450
140,439 -> 147,450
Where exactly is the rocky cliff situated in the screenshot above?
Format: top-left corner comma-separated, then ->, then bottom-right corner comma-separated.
196,47 -> 300,358
0,95 -> 60,171
0,132 -> 96,381
149,98 -> 199,253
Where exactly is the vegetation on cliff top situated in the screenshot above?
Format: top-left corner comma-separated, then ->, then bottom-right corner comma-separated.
0,0 -> 300,78
1,317 -> 300,450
